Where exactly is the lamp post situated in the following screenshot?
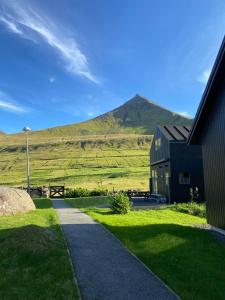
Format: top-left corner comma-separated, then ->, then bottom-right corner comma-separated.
23,126 -> 31,195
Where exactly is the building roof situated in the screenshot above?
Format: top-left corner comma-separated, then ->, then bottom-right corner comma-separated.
188,36 -> 225,144
158,125 -> 191,141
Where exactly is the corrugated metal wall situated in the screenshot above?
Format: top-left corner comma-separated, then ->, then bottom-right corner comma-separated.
202,74 -> 225,228
201,74 -> 225,228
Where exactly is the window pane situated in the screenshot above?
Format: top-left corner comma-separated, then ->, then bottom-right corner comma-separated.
179,172 -> 190,184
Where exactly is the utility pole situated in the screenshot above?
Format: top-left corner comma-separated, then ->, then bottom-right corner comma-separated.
23,127 -> 31,195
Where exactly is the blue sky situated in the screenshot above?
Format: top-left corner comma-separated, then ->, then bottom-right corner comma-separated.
0,0 -> 224,133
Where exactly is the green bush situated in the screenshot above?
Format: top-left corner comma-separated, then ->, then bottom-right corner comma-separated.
111,193 -> 132,214
65,188 -> 108,198
65,188 -> 90,198
89,188 -> 108,196
171,202 -> 206,218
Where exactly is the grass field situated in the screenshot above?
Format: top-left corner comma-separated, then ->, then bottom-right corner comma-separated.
67,197 -> 225,300
0,198 -> 79,300
0,134 -> 152,190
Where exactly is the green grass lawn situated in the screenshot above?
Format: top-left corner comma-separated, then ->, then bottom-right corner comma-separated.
67,197 -> 225,300
0,198 -> 79,300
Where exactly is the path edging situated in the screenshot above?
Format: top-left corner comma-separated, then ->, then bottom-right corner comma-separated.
89,211 -> 181,300
53,200 -> 82,300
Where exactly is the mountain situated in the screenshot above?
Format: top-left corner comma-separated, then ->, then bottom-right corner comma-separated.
30,95 -> 193,136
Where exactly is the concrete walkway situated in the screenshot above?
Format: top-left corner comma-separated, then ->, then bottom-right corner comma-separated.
52,199 -> 179,300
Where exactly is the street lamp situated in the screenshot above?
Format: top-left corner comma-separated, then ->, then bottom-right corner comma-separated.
23,126 -> 31,194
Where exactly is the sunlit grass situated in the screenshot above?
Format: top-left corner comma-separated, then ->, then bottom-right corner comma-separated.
68,197 -> 225,300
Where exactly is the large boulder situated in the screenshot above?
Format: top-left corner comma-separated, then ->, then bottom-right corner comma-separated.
0,187 -> 36,216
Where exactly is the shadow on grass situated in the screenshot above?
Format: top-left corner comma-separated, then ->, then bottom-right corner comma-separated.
33,198 -> 52,209
0,223 -> 78,300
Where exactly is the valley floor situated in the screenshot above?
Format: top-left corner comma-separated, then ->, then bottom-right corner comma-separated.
0,134 -> 152,190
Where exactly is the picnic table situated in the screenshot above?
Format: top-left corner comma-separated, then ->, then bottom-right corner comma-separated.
127,190 -> 150,200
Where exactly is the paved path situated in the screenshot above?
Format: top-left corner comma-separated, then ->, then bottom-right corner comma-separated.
52,199 -> 179,300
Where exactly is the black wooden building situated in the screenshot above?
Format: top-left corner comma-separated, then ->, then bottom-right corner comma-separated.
188,37 -> 225,229
150,125 -> 204,203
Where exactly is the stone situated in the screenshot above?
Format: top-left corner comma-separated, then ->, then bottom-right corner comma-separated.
0,187 -> 36,216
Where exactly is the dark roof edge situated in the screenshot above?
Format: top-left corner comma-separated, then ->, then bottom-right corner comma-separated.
188,36 -> 225,144
157,125 -> 190,141
150,158 -> 169,166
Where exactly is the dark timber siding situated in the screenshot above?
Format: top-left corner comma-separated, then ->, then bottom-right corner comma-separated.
170,143 -> 204,203
200,75 -> 225,229
150,126 -> 204,204
150,127 -> 169,164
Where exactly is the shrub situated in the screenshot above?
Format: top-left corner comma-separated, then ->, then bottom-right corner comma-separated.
89,188 -> 108,196
65,188 -> 108,198
111,193 -> 132,214
171,202 -> 206,218
65,188 -> 90,198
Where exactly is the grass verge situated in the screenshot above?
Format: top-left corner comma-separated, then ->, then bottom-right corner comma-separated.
67,197 -> 225,300
66,196 -> 112,208
0,198 -> 79,300
171,202 -> 206,218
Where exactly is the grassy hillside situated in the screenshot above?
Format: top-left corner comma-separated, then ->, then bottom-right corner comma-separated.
0,134 -> 152,190
28,95 -> 192,137
0,95 -> 192,189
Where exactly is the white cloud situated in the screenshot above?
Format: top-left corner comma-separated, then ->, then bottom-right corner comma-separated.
87,112 -> 94,116
0,90 -> 28,113
0,16 -> 23,34
0,99 -> 26,113
197,69 -> 211,84
0,2 -> 99,84
49,77 -> 55,83
177,111 -> 192,119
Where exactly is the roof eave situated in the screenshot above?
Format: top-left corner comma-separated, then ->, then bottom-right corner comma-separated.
188,36 -> 225,145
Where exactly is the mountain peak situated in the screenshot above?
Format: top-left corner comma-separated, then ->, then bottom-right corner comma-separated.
26,95 -> 193,137
125,94 -> 153,105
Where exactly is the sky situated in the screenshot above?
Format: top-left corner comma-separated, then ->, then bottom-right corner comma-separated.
0,0 -> 224,133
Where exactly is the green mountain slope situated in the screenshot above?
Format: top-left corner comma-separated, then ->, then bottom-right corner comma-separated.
29,95 -> 193,136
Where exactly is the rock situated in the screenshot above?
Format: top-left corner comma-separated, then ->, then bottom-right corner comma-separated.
0,187 -> 36,216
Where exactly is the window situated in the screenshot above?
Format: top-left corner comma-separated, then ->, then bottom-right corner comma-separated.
155,138 -> 161,151
151,170 -> 158,193
179,172 -> 190,184
165,172 -> 169,186
151,170 -> 158,178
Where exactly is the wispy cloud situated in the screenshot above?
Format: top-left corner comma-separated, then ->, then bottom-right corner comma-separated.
0,91 -> 27,113
49,76 -> 55,83
0,1 -> 99,84
176,111 -> 192,119
87,112 -> 94,117
197,69 -> 211,84
0,15 -> 23,34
